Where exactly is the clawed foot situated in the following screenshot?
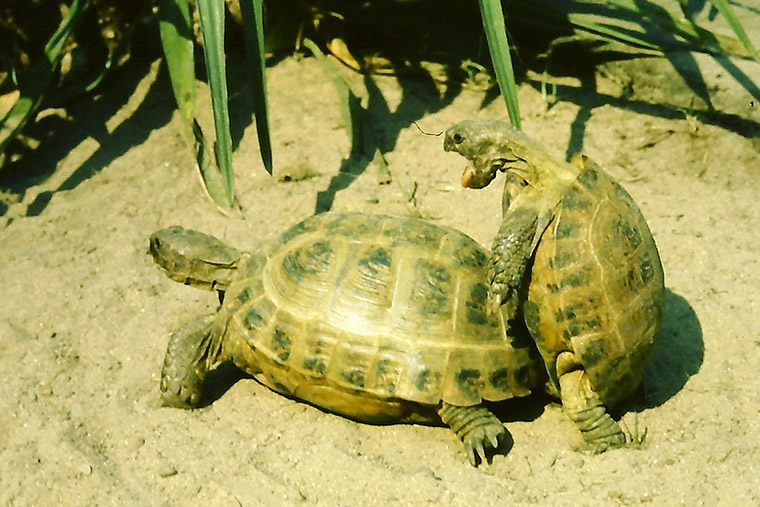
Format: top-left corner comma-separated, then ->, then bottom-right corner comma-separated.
486,286 -> 507,316
573,431 -> 626,454
486,280 -> 520,318
438,402 -> 510,467
160,315 -> 218,409
161,360 -> 205,408
462,421 -> 508,467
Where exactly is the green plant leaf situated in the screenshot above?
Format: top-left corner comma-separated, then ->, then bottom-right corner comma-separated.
301,40 -> 357,154
478,0 -> 521,128
565,15 -> 661,51
197,0 -> 235,208
302,39 -> 391,184
0,0 -> 89,155
705,0 -> 760,64
158,0 -> 195,140
159,0 -> 232,210
239,0 -> 273,174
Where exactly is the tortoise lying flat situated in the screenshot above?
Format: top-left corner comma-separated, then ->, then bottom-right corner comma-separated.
444,120 -> 664,451
150,212 -> 546,466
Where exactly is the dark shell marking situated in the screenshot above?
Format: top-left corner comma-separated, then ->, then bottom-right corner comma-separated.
219,213 -> 545,421
523,164 -> 664,404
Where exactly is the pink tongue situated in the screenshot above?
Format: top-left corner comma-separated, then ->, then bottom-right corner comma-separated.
461,167 -> 473,187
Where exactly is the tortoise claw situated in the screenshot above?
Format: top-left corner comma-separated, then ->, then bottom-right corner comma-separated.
439,402 -> 508,467
474,439 -> 486,466
465,446 -> 477,467
462,423 -> 507,466
488,427 -> 502,450
487,292 -> 502,316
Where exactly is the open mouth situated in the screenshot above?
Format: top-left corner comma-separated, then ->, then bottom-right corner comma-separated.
461,164 -> 476,187
460,160 -> 504,188
460,158 -> 530,189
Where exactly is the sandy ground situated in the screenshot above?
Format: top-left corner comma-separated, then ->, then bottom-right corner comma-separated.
2,14 -> 760,506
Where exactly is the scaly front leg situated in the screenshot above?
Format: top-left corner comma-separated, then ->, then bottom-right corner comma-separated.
161,313 -> 223,408
487,208 -> 540,315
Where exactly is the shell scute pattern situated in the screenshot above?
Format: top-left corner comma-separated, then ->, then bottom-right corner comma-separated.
367,340 -> 408,395
277,214 -> 321,245
235,286 -> 254,305
269,325 -> 294,363
243,306 -> 266,332
640,257 -> 657,284
281,240 -> 334,280
528,164 -> 664,403
242,250 -> 268,278
558,266 -> 596,290
402,258 -> 455,325
463,283 -> 491,327
547,250 -> 578,270
411,369 -> 438,398
552,220 -> 575,240
214,213 -> 547,412
359,246 -> 393,277
292,324 -> 338,377
576,163 -> 599,188
454,367 -> 483,401
406,347 -> 447,402
241,295 -> 275,333
381,216 -> 447,250
558,189 -> 594,210
331,339 -> 375,390
440,233 -> 490,269
267,239 -> 338,320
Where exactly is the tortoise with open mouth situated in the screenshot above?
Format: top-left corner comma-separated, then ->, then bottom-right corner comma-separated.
444,120 -> 664,451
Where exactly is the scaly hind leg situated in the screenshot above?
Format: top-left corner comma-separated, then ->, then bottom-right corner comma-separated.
556,352 -> 625,451
160,314 -> 223,408
437,402 -> 508,467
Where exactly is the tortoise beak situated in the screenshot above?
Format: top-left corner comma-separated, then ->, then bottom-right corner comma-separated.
461,165 -> 475,187
461,164 -> 499,189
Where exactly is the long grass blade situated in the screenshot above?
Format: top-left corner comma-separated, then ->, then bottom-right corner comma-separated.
160,0 -> 231,210
302,39 -> 391,184
566,16 -> 662,52
197,0 -> 235,208
705,0 -> 760,64
0,0 -> 89,155
478,0 -> 521,129
158,0 -> 195,140
301,39 -> 358,155
517,1 -> 756,59
239,0 -> 272,174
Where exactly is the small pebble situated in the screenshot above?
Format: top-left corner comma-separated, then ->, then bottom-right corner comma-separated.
158,462 -> 178,478
409,464 -> 441,481
76,463 -> 93,476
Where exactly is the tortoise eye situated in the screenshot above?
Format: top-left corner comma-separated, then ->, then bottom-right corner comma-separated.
452,133 -> 464,144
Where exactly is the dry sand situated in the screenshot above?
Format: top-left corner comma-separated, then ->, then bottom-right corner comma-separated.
1,22 -> 760,506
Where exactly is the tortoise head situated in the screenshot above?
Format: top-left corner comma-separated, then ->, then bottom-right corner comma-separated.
444,120 -> 559,190
150,226 -> 242,292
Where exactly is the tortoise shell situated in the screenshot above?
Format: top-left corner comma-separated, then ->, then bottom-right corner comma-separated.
218,213 -> 545,422
522,157 -> 665,404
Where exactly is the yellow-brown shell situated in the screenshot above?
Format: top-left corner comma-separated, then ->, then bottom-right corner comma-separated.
221,213 -> 544,422
523,159 -> 664,405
